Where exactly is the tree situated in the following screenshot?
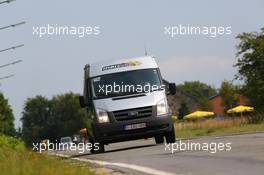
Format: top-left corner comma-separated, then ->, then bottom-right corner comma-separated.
21,92 -> 90,146
177,81 -> 217,110
177,81 -> 217,99
178,102 -> 189,120
219,80 -> 239,110
51,92 -> 89,140
0,92 -> 15,136
21,96 -> 52,146
235,27 -> 264,110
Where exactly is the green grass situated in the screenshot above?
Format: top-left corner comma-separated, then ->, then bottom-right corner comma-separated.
176,121 -> 264,139
0,135 -> 95,175
0,134 -> 25,151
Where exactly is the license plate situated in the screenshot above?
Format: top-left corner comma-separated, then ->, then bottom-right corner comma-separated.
124,123 -> 146,130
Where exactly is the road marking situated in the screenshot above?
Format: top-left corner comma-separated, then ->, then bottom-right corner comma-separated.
52,153 -> 180,175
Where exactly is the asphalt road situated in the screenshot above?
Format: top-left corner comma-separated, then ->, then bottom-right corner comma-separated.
60,132 -> 264,175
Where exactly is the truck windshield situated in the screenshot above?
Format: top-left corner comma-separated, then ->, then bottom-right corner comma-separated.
91,68 -> 163,98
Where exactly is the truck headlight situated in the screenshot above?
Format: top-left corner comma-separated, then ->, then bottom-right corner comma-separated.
96,108 -> 109,123
157,99 -> 168,116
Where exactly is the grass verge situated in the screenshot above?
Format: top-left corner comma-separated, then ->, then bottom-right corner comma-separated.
175,118 -> 264,139
0,135 -> 95,175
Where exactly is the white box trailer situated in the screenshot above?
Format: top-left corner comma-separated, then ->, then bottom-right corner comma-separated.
79,56 -> 176,153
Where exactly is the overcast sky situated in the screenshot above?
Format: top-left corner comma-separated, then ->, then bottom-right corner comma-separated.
0,0 -> 263,128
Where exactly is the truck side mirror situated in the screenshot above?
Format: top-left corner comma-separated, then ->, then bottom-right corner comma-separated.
79,96 -> 86,108
168,83 -> 176,95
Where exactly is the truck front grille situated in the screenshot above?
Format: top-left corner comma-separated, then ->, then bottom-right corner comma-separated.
113,106 -> 153,121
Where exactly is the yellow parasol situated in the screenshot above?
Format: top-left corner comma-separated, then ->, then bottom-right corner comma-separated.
79,128 -> 87,135
227,105 -> 254,114
184,111 -> 215,119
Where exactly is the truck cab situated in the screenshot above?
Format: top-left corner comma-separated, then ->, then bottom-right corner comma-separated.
79,56 -> 176,153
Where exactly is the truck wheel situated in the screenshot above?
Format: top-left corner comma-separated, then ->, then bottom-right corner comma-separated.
89,139 -> 105,154
89,138 -> 95,154
165,125 -> 176,143
155,135 -> 164,144
94,142 -> 105,154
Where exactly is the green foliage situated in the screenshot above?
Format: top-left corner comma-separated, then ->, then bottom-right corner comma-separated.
197,98 -> 211,111
0,135 -> 94,175
246,111 -> 264,124
51,93 -> 89,139
0,134 -> 25,151
21,96 -> 52,146
178,102 -> 189,120
0,147 -> 94,175
171,115 -> 178,122
219,80 -> 239,109
235,27 -> 264,110
21,92 -> 90,147
177,81 -> 217,110
0,92 -> 15,136
177,81 -> 217,98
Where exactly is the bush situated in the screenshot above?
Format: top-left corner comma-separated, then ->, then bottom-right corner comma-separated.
171,116 -> 178,122
246,112 -> 264,124
0,134 -> 25,151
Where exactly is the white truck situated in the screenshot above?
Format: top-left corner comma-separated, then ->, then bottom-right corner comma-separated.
79,56 -> 176,153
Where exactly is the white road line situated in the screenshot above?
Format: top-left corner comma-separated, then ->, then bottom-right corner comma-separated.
51,153 -> 180,175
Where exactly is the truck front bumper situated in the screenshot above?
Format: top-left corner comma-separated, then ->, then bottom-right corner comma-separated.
92,114 -> 173,144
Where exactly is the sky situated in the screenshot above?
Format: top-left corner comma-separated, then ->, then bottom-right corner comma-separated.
0,0 -> 263,128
